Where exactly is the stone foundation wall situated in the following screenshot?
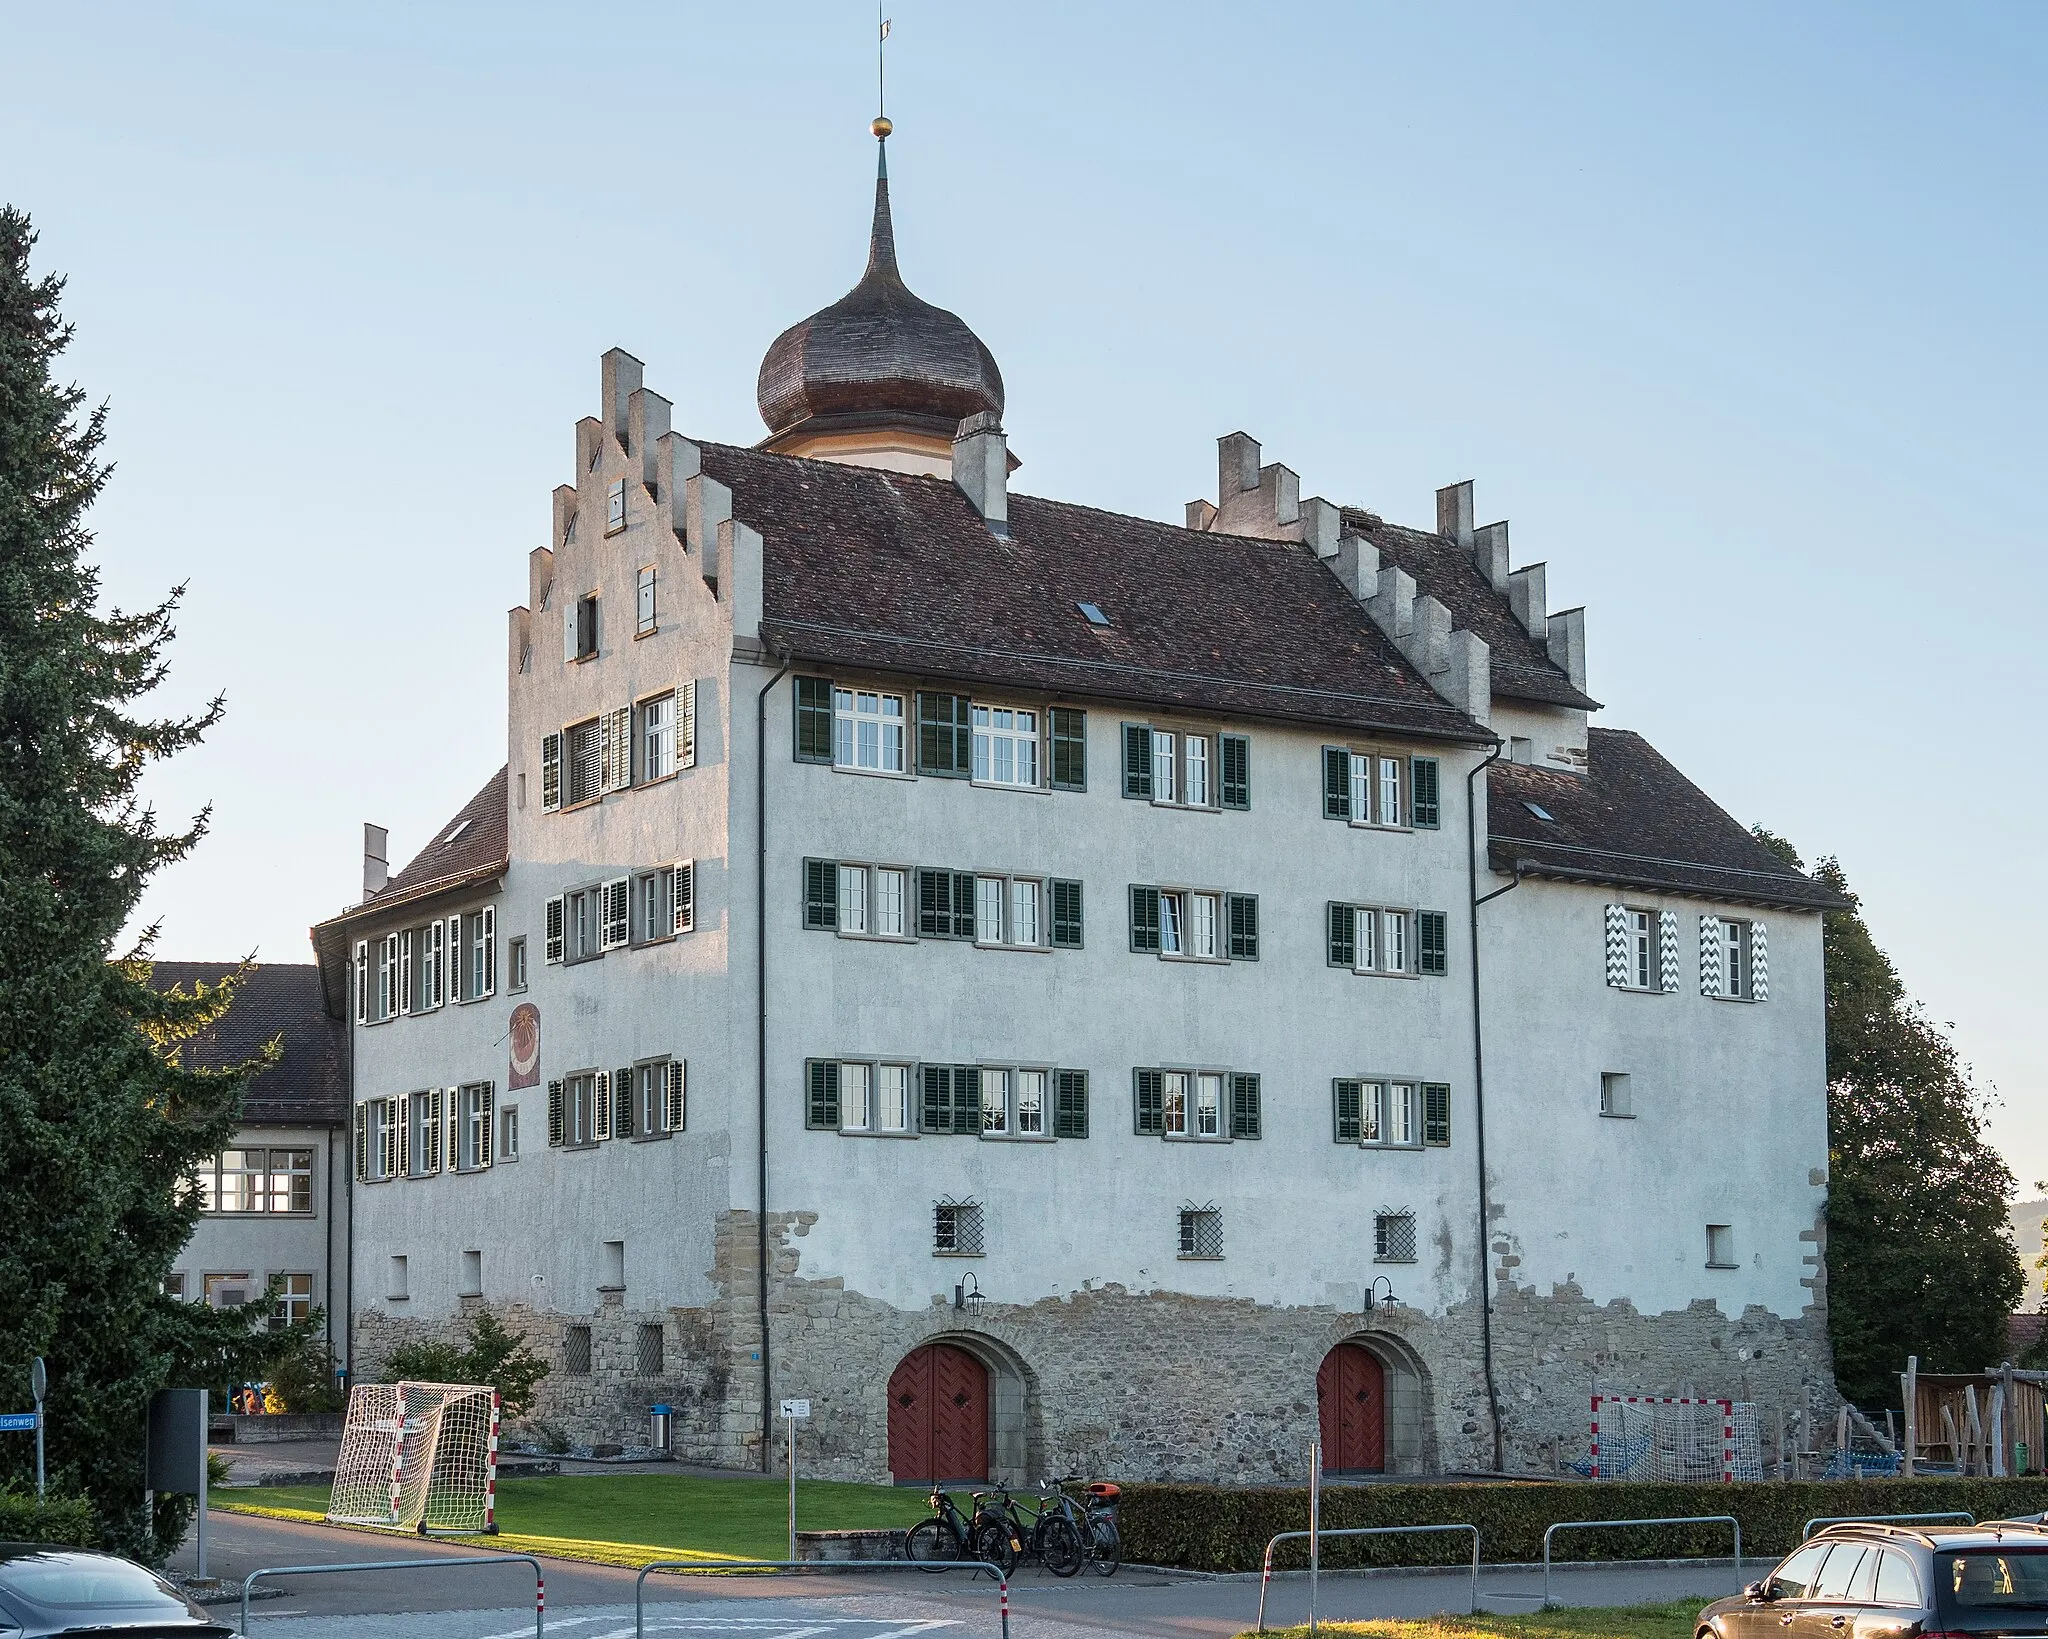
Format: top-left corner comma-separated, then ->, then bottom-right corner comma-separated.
351,1208 -> 1836,1480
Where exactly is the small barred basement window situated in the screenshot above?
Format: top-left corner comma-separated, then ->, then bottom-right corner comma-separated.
933,1198 -> 984,1257
564,1324 -> 593,1375
1178,1204 -> 1223,1260
1374,1212 -> 1418,1264
635,1323 -> 664,1378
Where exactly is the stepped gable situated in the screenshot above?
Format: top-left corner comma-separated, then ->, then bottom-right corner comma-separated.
1340,507 -> 1599,711
705,443 -> 1493,744
1488,727 -> 1846,910
147,962 -> 347,1126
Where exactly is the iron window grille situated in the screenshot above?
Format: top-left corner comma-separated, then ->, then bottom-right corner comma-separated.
1374,1211 -> 1418,1263
1178,1203 -> 1224,1260
933,1197 -> 984,1257
635,1323 -> 665,1377
564,1324 -> 593,1375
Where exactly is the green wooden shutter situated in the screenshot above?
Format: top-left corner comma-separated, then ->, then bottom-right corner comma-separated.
1423,1082 -> 1451,1146
615,1066 -> 636,1138
1327,902 -> 1356,967
917,868 -> 945,937
952,1066 -> 979,1133
1050,879 -> 1084,947
803,859 -> 839,930
1050,708 -> 1087,790
1323,747 -> 1350,819
1230,1073 -> 1262,1139
1054,1070 -> 1089,1138
1121,725 -> 1153,799
1333,1080 -> 1363,1143
1418,909 -> 1449,975
806,1060 -> 840,1129
793,677 -> 834,762
1410,756 -> 1441,828
1220,733 -> 1250,809
1129,885 -> 1161,952
1227,893 -> 1259,961
950,872 -> 977,939
917,692 -> 970,776
1133,1068 -> 1165,1135
921,1064 -> 954,1134
547,1080 -> 566,1147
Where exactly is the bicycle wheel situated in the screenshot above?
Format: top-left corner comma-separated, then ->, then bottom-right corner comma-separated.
971,1516 -> 1019,1577
1088,1515 -> 1122,1576
1039,1515 -> 1084,1577
907,1518 -> 961,1569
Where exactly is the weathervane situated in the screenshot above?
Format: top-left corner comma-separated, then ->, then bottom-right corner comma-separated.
874,7 -> 893,145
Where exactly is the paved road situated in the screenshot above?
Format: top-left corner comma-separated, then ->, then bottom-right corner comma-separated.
171,1511 -> 1747,1637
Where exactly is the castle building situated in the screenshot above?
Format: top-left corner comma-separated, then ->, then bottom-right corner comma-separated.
311,127 -> 1844,1482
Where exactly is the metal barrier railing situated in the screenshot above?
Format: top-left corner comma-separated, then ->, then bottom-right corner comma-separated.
632,1557 -> 1009,1639
1803,1510 -> 1974,1539
1542,1515 -> 1739,1607
1255,1523 -> 1480,1633
238,1553 -> 544,1637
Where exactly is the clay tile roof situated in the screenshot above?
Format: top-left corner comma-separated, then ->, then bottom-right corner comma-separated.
372,767 -> 510,907
146,962 -> 348,1127
1341,510 -> 1600,712
1488,728 -> 1847,910
703,446 -> 1493,744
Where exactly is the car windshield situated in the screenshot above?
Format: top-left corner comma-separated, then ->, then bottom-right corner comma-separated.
1942,1551 -> 2048,1609
0,1554 -> 186,1609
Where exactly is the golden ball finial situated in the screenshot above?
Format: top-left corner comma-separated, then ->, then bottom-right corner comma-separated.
872,115 -> 893,140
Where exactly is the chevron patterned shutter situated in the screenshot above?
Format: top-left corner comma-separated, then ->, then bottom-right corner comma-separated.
680,680 -> 697,769
541,731 -> 562,811
665,1060 -> 686,1132
808,1060 -> 841,1129
545,896 -> 565,964
674,862 -> 695,934
1604,905 -> 1628,988
547,1080 -> 565,1147
1133,1068 -> 1165,1135
1699,914 -> 1723,996
480,1083 -> 495,1166
1054,1069 -> 1088,1138
1651,910 -> 1676,992
615,1067 -> 635,1138
1751,921 -> 1769,1000
1333,1080 -> 1363,1144
353,1103 -> 369,1181
1121,725 -> 1152,799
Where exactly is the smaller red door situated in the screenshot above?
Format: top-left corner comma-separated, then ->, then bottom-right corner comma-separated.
1317,1343 -> 1386,1472
887,1344 -> 989,1482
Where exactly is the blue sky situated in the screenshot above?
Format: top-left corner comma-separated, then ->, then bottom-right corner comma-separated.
7,4 -> 2044,1193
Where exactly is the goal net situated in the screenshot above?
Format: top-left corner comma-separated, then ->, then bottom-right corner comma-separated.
1588,1395 -> 1763,1483
328,1381 -> 499,1534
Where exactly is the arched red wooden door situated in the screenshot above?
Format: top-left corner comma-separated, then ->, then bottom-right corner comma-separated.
1317,1342 -> 1386,1472
887,1343 -> 990,1482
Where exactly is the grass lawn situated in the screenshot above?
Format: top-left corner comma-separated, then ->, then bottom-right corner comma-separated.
217,1473 -> 934,1563
1246,1601 -> 1703,1639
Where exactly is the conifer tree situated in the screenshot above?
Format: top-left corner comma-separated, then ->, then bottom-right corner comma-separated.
0,205 -> 273,1556
1756,830 -> 2022,1407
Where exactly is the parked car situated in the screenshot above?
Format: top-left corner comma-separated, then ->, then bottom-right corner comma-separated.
1697,1522 -> 2048,1639
0,1544 -> 233,1638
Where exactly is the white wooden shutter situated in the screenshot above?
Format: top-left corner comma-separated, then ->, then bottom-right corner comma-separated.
398,930 -> 415,1014
673,861 -> 695,935
380,1098 -> 399,1179
1751,921 -> 1769,1001
446,916 -> 463,1002
479,1083 -> 495,1166
593,1070 -> 613,1141
541,732 -> 562,812
381,934 -> 399,1017
1603,905 -> 1627,988
601,876 -> 630,949
353,1102 -> 369,1181
545,897 -> 565,964
610,706 -> 633,790
353,940 -> 368,1023
680,680 -> 697,770
664,1059 -> 686,1132
564,600 -> 578,663
597,712 -> 613,791
397,1096 -> 412,1178
428,1088 -> 445,1173
427,921 -> 444,1008
1658,910 -> 1680,993
1699,914 -> 1724,996
481,905 -> 496,996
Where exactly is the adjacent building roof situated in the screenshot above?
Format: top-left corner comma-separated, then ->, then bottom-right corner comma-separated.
709,444 -> 1496,745
147,962 -> 348,1127
1487,728 -> 1847,911
1341,508 -> 1600,711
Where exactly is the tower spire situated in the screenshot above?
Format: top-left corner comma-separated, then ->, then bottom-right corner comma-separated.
869,10 -> 897,279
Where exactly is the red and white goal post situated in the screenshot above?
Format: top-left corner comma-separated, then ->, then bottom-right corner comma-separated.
1591,1394 -> 1760,1483
328,1381 -> 500,1535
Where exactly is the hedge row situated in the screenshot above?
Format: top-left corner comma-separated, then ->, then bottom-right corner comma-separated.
1115,1477 -> 2048,1573
0,1490 -> 100,1550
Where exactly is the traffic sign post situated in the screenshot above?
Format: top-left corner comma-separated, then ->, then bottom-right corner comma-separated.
31,1358 -> 46,1504
779,1398 -> 810,1561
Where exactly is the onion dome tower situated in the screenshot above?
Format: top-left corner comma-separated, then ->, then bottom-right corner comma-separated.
756,119 -> 1005,475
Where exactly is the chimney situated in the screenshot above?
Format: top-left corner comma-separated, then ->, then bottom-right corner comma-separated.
362,824 -> 389,899
952,413 -> 1009,536
1436,480 -> 1475,547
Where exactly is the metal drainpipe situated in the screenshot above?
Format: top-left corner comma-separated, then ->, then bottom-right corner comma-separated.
755,647 -> 794,1474
1465,741 -> 1510,1472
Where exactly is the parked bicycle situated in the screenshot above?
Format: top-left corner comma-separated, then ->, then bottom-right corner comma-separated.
979,1482 -> 1081,1577
1076,1478 -> 1121,1576
905,1484 -> 1014,1575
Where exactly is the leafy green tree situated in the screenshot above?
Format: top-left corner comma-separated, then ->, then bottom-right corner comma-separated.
0,205 -> 275,1557
1756,830 -> 2022,1407
381,1310 -> 550,1417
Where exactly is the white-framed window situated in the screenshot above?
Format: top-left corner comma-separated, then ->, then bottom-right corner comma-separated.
1151,730 -> 1177,804
268,1273 -> 312,1328
498,1104 -> 520,1161
632,863 -> 693,942
641,691 -> 676,781
1178,1204 -> 1223,1260
1122,723 -> 1247,810
563,1071 -> 603,1146
1333,1079 -> 1450,1147
356,1096 -> 399,1182
825,1060 -> 915,1135
195,1148 -> 314,1214
508,936 -> 528,992
1015,1068 -> 1046,1136
1336,747 -> 1408,828
1628,908 -> 1654,990
1011,878 -> 1040,947
636,565 -> 656,635
976,876 -> 1004,944
1706,1223 -> 1737,1268
405,1088 -> 443,1177
841,863 -> 870,934
969,873 -> 1047,949
1188,892 -> 1219,959
1327,903 -> 1449,977
980,1067 -> 1011,1135
1185,734 -> 1210,807
632,1058 -> 684,1136
876,867 -> 906,937
833,688 -> 905,773
933,1198 -> 984,1256
456,1082 -> 494,1170
971,705 -> 1040,788
1133,885 -> 1255,962
606,478 -> 626,533
1160,890 -> 1184,954
840,1061 -> 874,1133
820,862 -> 911,941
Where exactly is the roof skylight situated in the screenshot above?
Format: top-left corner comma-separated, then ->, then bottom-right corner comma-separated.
1522,801 -> 1555,823
1076,601 -> 1111,628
